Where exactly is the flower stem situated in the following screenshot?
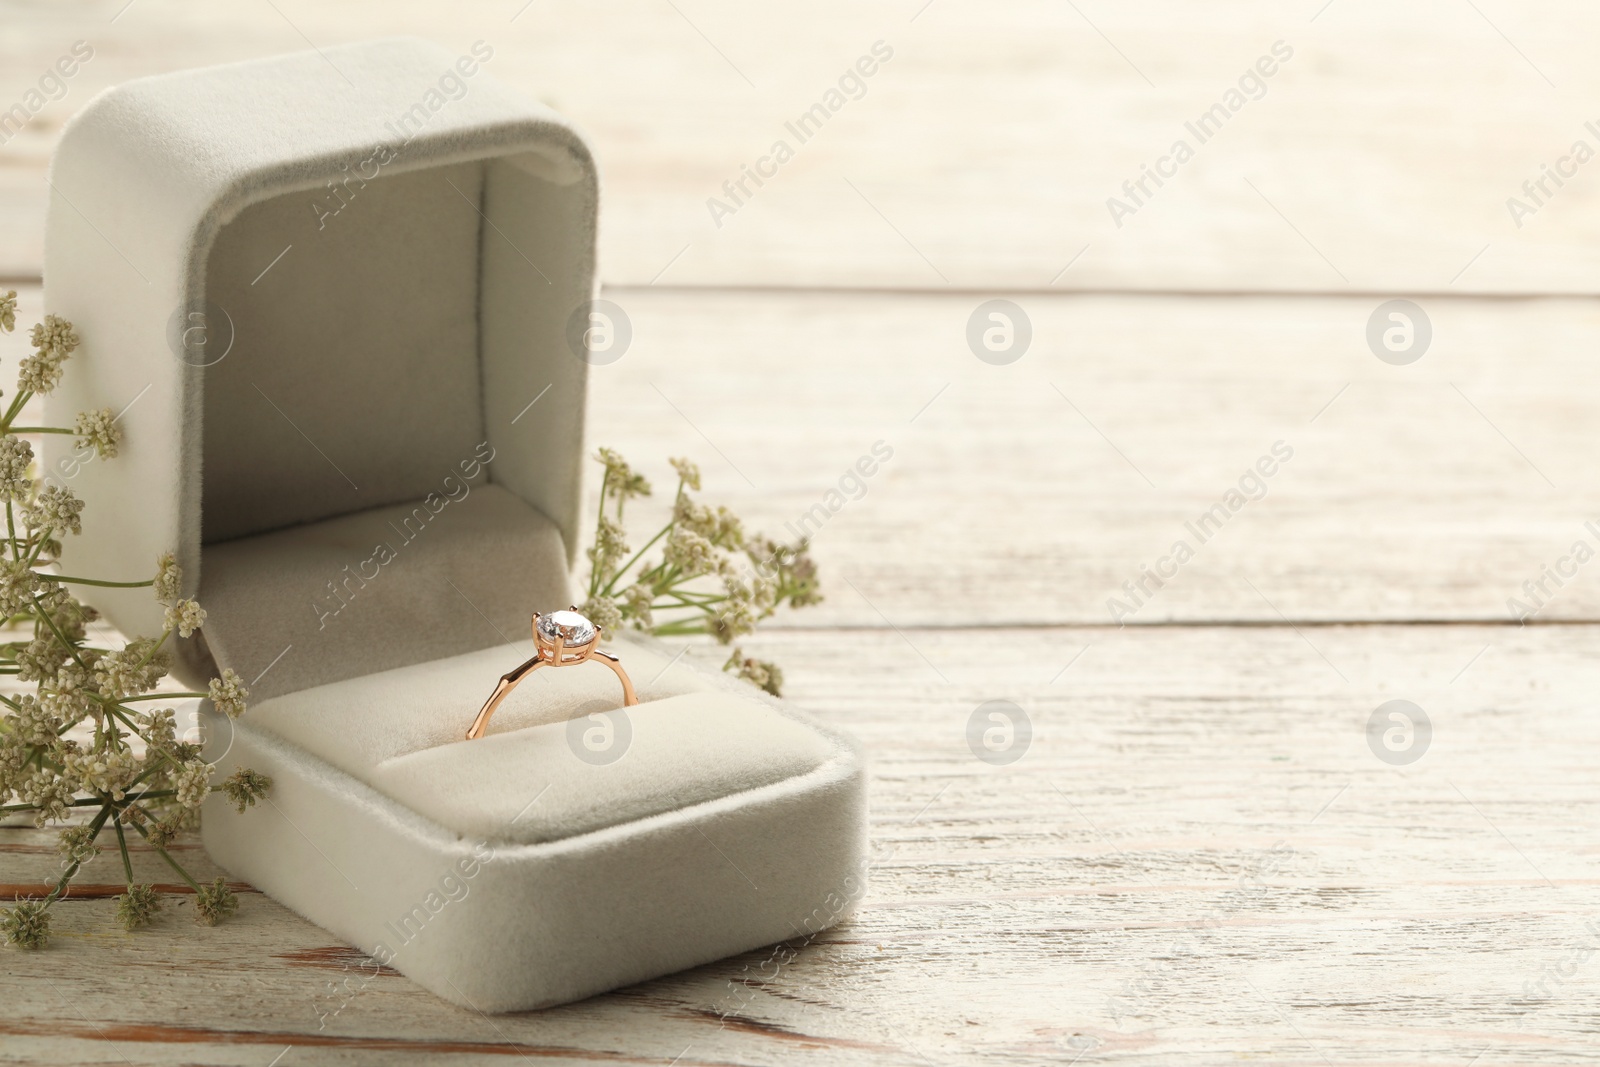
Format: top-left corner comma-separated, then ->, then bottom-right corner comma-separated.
652,619 -> 712,636
586,478 -> 612,598
0,388 -> 32,434
7,426 -> 74,434
44,802 -> 115,904
30,594 -> 87,670
113,816 -> 135,885
601,521 -> 673,597
129,820 -> 204,894
47,574 -> 155,588
131,627 -> 172,672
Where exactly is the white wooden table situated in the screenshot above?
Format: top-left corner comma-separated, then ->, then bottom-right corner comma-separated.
5,4 -> 1600,1064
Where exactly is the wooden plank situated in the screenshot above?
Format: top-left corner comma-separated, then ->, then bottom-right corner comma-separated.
1,1 -> 1599,290
11,281 -> 1600,626
585,286 -> 1600,626
4,623 -> 1599,1065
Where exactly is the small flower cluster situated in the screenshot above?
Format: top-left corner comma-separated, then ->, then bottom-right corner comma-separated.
0,301 -> 271,948
580,450 -> 822,694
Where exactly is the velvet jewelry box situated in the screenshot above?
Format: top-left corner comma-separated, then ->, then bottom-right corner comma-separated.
42,38 -> 867,1011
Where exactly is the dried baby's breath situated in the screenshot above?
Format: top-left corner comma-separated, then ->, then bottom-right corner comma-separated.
74,407 -> 120,459
207,669 -> 248,720
581,450 -> 822,695
194,878 -> 238,926
218,768 -> 271,813
0,312 -> 269,950
115,883 -> 162,930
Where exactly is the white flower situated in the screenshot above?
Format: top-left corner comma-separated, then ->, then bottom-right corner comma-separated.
0,436 -> 33,502
17,349 -> 65,396
164,598 -> 206,638
93,645 -> 165,700
61,747 -> 139,801
663,527 -> 717,578
174,759 -> 213,809
20,772 -> 74,826
669,456 -> 702,491
15,635 -> 67,683
594,447 -> 650,503
137,707 -> 178,753
22,485 -> 83,536
41,663 -> 95,724
712,574 -> 775,643
29,314 -> 79,360
207,668 -> 249,720
674,497 -> 743,549
153,552 -> 181,605
9,695 -> 59,747
74,408 -> 121,459
621,582 -> 653,628
577,596 -> 622,636
585,517 -> 629,588
58,824 -> 100,865
0,559 -> 43,618
0,290 -> 16,333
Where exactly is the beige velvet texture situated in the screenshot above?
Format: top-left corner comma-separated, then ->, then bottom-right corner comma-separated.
42,37 -> 598,650
247,636 -> 837,845
203,700 -> 868,1012
202,161 -> 490,543
199,486 -> 570,703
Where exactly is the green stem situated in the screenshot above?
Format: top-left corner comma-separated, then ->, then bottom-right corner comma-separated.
21,534 -> 53,569
7,426 -> 74,434
129,820 -> 204,894
45,860 -> 82,907
113,817 -> 135,885
46,575 -> 155,588
44,802 -> 115,904
0,790 -> 176,815
0,388 -> 33,432
601,521 -> 674,597
657,589 -> 726,605
651,564 -> 686,592
0,798 -> 80,813
31,594 -> 87,670
116,691 -> 207,702
586,479 -> 611,598
131,628 -> 172,672
652,619 -> 712,636
636,558 -> 676,590
4,499 -> 16,560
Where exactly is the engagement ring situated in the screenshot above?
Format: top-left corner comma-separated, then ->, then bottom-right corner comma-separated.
465,608 -> 638,740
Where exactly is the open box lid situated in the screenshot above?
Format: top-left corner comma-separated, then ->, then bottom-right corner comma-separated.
43,38 -> 599,696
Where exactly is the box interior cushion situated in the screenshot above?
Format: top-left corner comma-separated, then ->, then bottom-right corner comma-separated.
198,484 -> 570,702
203,160 -> 490,543
242,637 -> 839,845
190,149 -> 598,695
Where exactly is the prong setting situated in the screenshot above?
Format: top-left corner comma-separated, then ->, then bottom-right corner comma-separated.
470,607 -> 635,739
534,608 -> 600,665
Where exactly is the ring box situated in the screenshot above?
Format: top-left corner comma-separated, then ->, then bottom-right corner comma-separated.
43,38 -> 867,1012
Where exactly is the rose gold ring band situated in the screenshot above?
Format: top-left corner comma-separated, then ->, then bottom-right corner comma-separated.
466,608 -> 638,741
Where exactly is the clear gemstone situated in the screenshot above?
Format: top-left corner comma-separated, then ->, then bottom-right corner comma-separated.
537,609 -> 597,645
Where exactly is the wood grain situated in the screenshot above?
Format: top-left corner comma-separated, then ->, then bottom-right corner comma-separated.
585,286 -> 1600,626
4,623 -> 1599,1065
9,281 -> 1600,626
1,0 -> 1598,290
